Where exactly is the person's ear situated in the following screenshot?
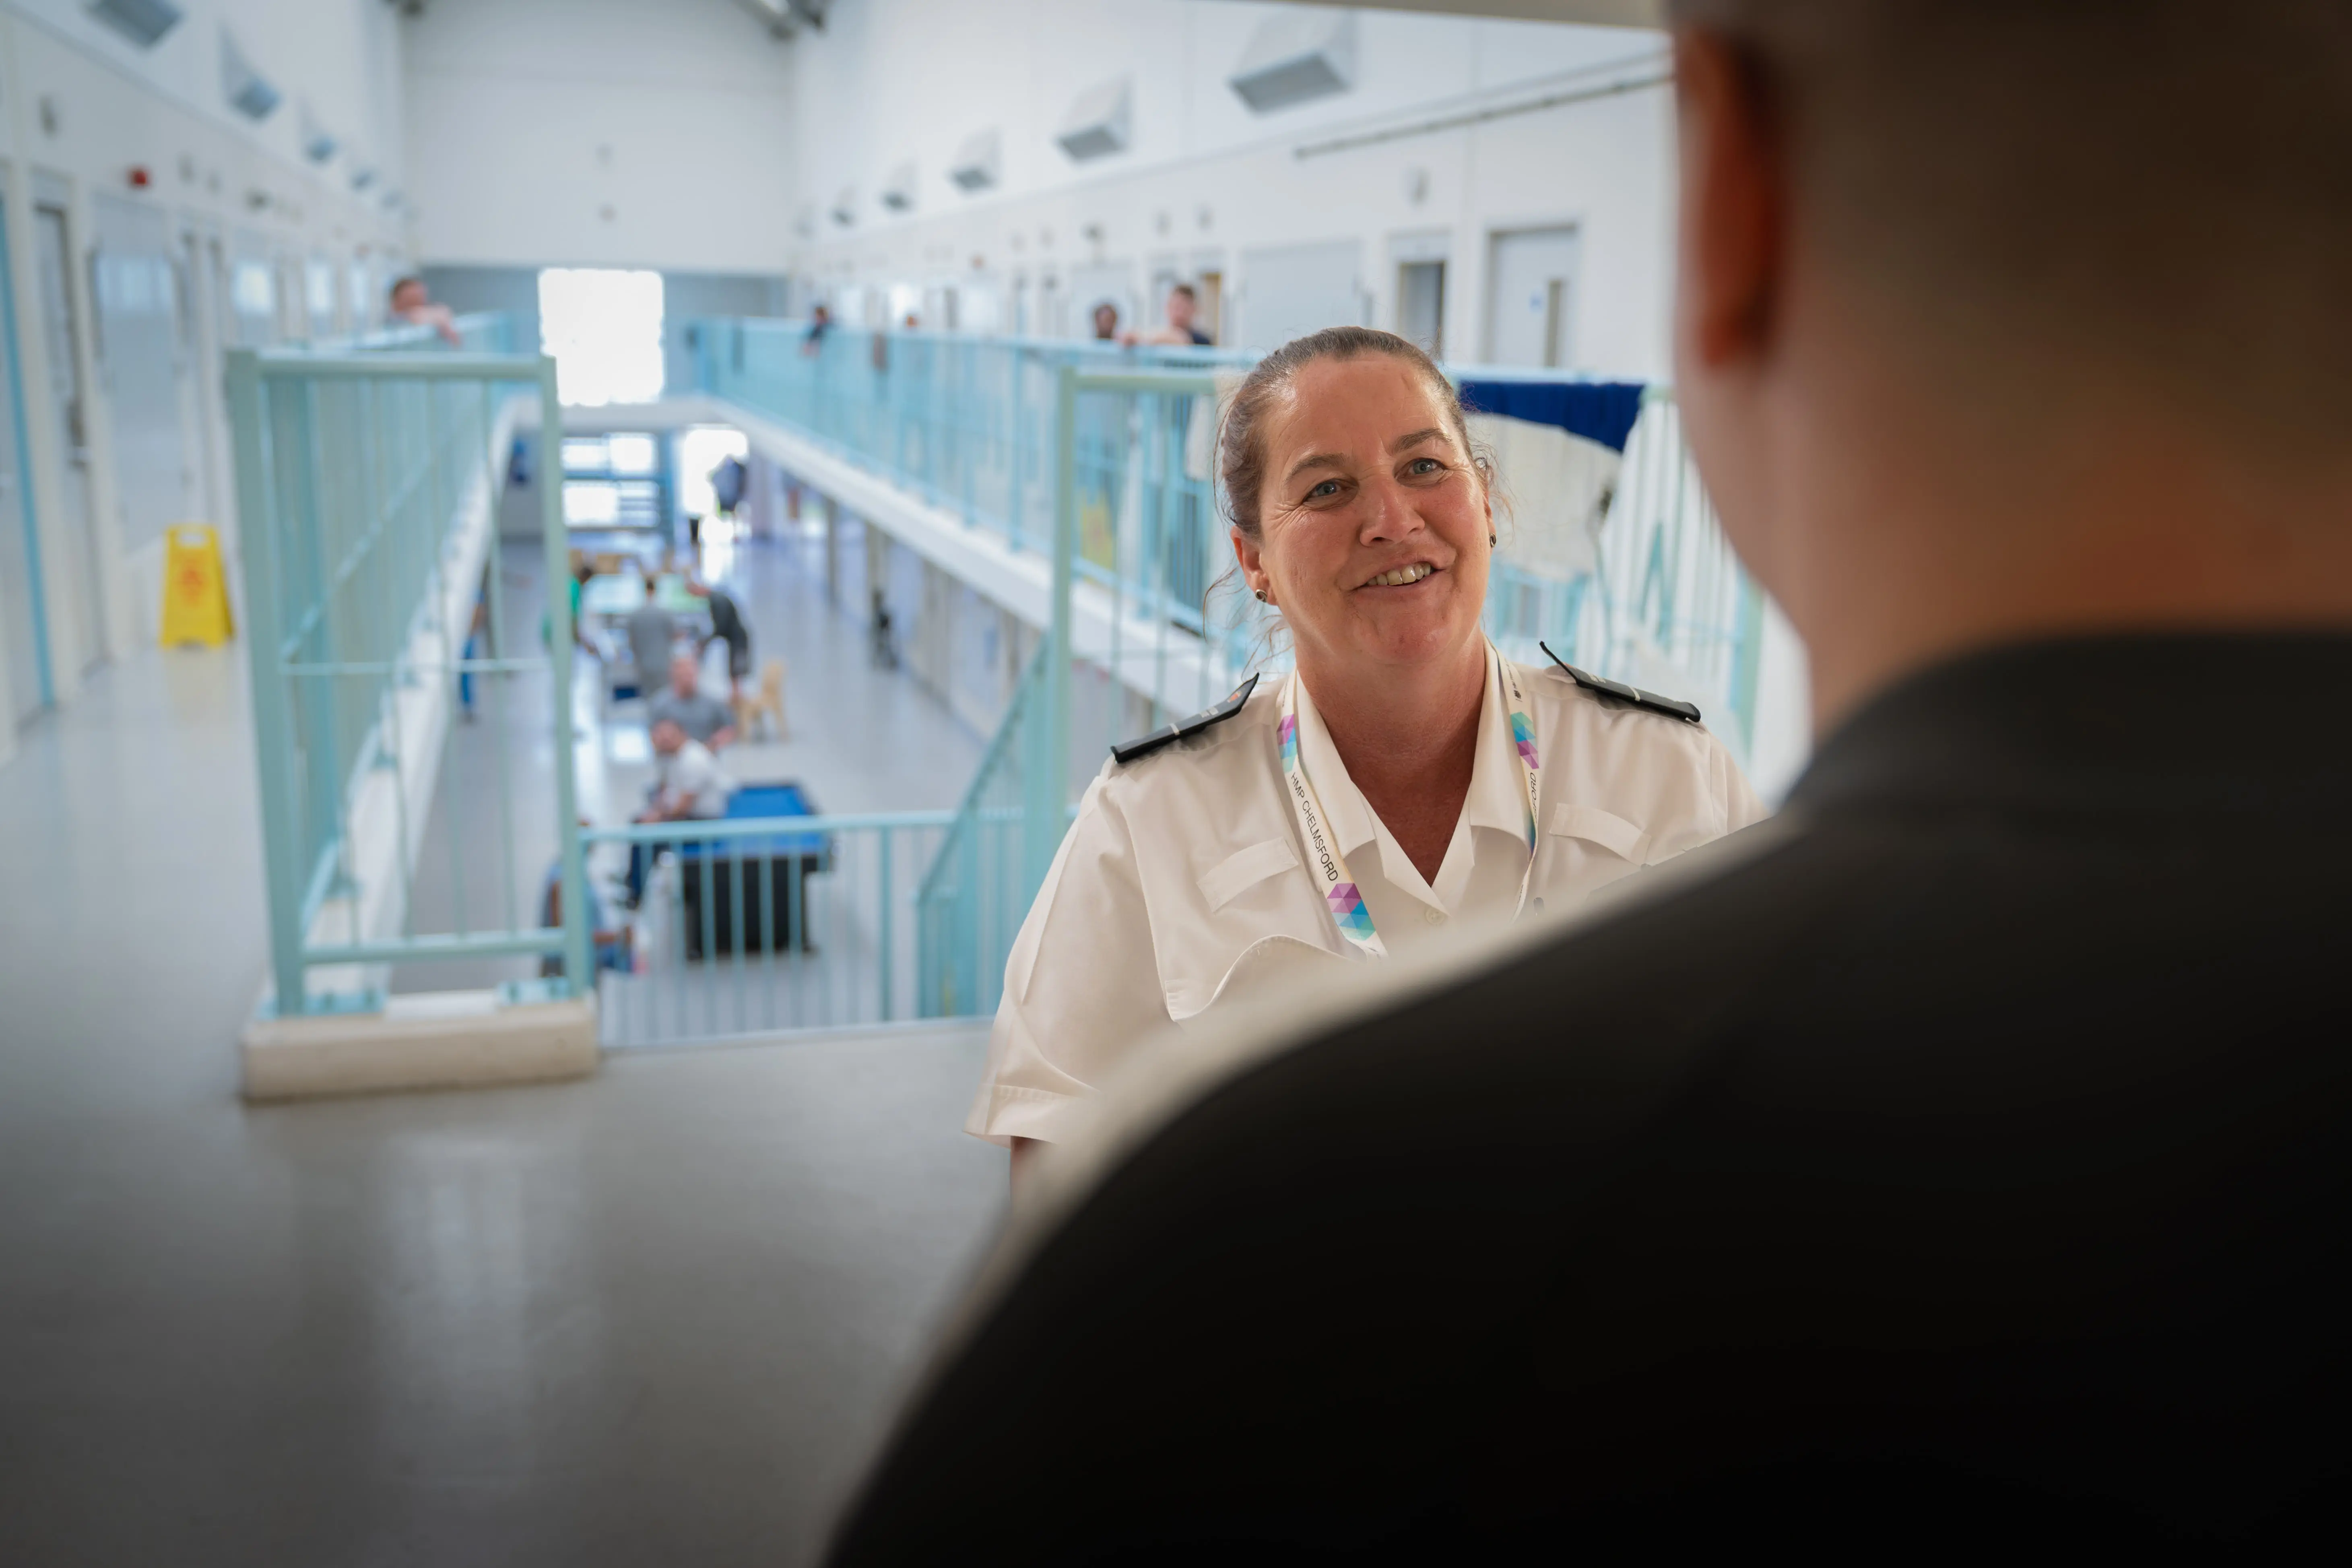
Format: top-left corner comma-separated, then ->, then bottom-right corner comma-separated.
1674,28 -> 1785,373
1231,526 -> 1272,603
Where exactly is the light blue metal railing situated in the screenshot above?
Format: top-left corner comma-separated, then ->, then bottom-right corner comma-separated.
691,324 -> 1788,1030
697,319 -> 1250,555
915,647 -> 1042,1020
586,812 -> 951,1045
232,313 -> 593,1016
1482,388 -> 1769,754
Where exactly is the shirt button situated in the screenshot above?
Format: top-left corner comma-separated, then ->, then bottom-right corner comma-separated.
1422,906 -> 1446,926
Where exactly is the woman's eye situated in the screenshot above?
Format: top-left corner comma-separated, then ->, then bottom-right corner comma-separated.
1305,479 -> 1343,500
1407,457 -> 1445,477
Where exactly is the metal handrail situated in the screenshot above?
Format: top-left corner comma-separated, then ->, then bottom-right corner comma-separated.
231,317 -> 589,1017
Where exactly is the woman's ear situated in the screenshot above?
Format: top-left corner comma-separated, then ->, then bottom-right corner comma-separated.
1231,526 -> 1271,600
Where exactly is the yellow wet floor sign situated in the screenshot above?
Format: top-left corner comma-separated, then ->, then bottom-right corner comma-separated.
161,523 -> 234,647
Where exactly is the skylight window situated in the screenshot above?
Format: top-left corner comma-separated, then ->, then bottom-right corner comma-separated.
538,268 -> 664,407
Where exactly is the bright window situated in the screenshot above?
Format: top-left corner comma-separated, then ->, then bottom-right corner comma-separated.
606,433 -> 658,475
538,268 -> 664,406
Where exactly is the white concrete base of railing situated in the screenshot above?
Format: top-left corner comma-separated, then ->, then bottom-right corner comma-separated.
240,992 -> 599,1102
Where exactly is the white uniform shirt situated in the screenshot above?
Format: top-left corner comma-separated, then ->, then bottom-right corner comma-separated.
654,738 -> 735,819
964,654 -> 1766,1145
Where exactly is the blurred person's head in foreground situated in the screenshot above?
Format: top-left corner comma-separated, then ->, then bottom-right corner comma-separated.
1672,0 -> 2352,727
818,5 -> 2352,1563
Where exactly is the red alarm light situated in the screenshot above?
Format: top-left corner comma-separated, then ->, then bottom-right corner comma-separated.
128,166 -> 152,188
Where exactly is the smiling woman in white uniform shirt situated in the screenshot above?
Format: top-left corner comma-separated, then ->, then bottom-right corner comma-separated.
968,328 -> 1764,1178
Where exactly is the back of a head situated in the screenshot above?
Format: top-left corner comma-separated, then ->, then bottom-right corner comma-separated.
1675,0 -> 2352,446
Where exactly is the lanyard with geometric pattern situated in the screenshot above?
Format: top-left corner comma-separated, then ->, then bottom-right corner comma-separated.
1277,640 -> 1541,957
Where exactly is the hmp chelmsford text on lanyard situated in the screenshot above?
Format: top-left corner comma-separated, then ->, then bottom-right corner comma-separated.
1276,640 -> 1542,959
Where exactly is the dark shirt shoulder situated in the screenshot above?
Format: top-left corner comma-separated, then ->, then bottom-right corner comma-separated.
826,636 -> 2352,1564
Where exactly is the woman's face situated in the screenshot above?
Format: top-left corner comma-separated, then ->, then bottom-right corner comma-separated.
1235,355 -> 1492,679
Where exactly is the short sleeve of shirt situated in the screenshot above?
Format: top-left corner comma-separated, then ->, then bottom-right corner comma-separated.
964,771 -> 1172,1147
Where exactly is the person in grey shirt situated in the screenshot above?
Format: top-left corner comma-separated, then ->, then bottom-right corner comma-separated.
625,573 -> 676,699
646,653 -> 737,749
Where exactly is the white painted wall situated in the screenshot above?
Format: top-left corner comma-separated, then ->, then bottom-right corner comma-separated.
402,0 -> 800,273
0,0 -> 412,749
788,0 -> 1675,377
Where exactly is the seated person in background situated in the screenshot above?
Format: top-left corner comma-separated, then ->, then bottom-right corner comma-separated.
624,718 -> 737,906
1120,281 -> 1213,347
646,653 -> 737,750
822,0 -> 2352,1559
642,718 -> 734,822
1090,302 -> 1119,342
538,854 -> 629,979
388,275 -> 461,347
624,571 -> 675,699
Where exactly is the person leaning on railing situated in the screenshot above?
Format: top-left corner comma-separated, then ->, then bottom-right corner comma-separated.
963,326 -> 1766,1188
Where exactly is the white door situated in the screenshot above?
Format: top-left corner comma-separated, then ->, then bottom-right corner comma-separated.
93,194 -> 196,561
1484,226 -> 1581,368
1236,240 -> 1364,353
181,229 -> 229,531
0,204 -> 47,723
33,200 -> 106,673
230,232 -> 276,348
1397,260 -> 1446,357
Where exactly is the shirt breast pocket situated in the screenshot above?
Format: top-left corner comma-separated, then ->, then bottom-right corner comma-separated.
1159,838 -> 1315,1021
1197,838 -> 1300,912
1541,802 -> 1658,902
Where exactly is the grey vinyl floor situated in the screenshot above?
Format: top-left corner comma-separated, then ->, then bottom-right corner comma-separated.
0,527 -> 1009,1566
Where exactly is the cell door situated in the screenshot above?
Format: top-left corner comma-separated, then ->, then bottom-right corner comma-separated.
1398,260 -> 1446,357
1236,240 -> 1364,353
93,193 -> 195,561
182,230 -> 228,528
0,203 -> 52,723
33,200 -> 107,673
1485,226 -> 1581,368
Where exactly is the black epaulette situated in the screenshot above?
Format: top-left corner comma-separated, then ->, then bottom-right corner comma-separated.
1539,642 -> 1702,724
1110,675 -> 1261,765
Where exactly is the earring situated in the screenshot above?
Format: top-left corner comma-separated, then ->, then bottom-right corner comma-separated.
1488,532 -> 1497,546
1253,588 -> 1269,604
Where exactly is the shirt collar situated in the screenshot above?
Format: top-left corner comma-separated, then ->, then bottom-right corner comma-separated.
1291,647 -> 1532,859
1462,649 -> 1534,841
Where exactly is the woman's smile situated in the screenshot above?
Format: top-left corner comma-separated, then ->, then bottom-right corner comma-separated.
1355,560 -> 1442,591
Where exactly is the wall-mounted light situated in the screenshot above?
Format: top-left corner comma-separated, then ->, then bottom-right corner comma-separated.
221,29 -> 280,120
1229,11 -> 1358,114
300,102 -> 338,163
880,163 -> 917,213
1056,77 -> 1131,163
949,128 -> 1001,193
86,0 -> 183,50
